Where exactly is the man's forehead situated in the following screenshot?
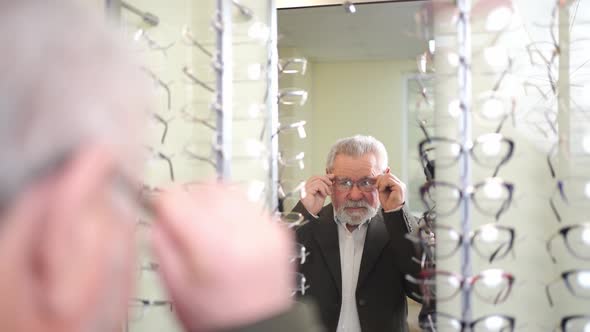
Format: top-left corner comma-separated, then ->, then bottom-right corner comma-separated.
331,154 -> 380,177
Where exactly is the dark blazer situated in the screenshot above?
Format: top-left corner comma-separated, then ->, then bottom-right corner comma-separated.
293,202 -> 423,332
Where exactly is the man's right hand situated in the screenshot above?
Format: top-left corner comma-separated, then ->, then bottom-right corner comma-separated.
151,184 -> 293,332
301,174 -> 335,216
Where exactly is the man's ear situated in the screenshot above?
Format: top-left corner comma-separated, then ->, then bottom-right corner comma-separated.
34,146 -> 118,324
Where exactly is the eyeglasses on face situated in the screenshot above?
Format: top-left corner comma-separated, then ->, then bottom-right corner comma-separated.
332,177 -> 377,193
546,223 -> 590,263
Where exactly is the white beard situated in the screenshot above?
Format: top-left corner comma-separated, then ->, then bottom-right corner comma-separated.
335,200 -> 379,225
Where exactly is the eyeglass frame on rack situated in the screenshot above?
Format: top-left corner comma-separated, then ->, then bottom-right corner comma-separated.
419,178 -> 515,220
406,268 -> 515,305
546,223 -> 590,263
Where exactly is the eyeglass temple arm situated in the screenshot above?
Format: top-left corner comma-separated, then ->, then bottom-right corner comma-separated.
182,28 -> 212,57
418,120 -> 432,141
495,195 -> 511,221
491,134 -> 512,171
494,114 -> 508,134
182,67 -> 215,93
550,197 -> 562,222
489,242 -> 509,263
490,58 -> 513,93
184,147 -> 216,167
153,114 -> 172,144
492,282 -> 511,304
156,152 -> 175,181
492,161 -> 503,178
547,146 -> 557,178
232,0 -> 253,20
142,68 -> 172,110
545,282 -> 555,307
121,1 -> 159,26
546,235 -> 558,263
145,147 -> 174,181
181,108 -> 216,131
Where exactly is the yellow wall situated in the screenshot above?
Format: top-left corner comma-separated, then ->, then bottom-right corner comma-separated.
309,60 -> 414,176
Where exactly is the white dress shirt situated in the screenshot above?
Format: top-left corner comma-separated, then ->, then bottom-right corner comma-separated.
305,205 -> 403,332
334,217 -> 370,332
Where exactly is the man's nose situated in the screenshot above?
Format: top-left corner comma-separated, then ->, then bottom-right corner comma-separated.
348,185 -> 364,200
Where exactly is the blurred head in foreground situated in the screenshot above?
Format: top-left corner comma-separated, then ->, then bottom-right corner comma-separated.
0,1 -> 150,331
0,2 -> 300,332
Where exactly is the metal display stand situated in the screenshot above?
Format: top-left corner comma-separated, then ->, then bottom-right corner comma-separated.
456,0 -> 473,323
214,0 -> 234,180
267,0 -> 280,212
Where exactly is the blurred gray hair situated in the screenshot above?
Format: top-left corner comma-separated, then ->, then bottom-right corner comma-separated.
326,135 -> 388,172
0,1 -> 151,205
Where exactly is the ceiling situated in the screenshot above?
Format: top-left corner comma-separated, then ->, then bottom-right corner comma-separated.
277,1 -> 430,62
277,0 -> 395,9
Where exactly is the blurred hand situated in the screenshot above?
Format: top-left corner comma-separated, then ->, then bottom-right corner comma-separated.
151,184 -> 293,331
376,170 -> 406,211
301,174 -> 335,215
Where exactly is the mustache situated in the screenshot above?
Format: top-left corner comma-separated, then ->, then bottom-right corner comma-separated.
343,200 -> 370,209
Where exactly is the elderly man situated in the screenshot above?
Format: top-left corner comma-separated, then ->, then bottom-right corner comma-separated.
0,1 -> 322,332
293,135 -> 423,332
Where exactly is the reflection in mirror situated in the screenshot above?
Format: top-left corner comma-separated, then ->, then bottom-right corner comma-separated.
278,1 -> 434,212
278,2 -> 433,332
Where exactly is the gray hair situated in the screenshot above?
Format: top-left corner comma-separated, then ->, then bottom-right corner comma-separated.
326,135 -> 388,172
0,1 -> 151,205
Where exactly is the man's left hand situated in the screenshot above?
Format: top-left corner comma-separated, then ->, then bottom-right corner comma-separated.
376,169 -> 406,211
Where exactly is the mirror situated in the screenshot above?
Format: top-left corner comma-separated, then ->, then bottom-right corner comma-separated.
277,1 -> 433,214
277,1 -> 432,331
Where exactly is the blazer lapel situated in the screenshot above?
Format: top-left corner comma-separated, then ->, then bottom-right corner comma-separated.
357,212 -> 389,288
312,207 -> 342,294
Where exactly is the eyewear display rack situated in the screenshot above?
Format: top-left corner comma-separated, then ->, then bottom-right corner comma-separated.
106,0 -> 279,192
105,1 -> 282,331
456,0 -> 473,323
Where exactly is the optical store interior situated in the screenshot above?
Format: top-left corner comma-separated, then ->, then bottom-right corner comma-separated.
64,0 -> 590,331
